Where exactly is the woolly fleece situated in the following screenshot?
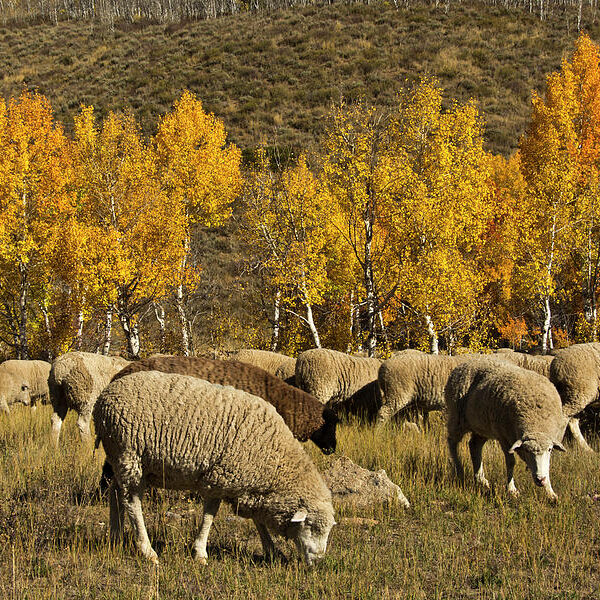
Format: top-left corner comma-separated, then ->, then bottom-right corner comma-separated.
377,353 -> 474,422
0,360 -> 50,405
295,348 -> 381,408
446,359 -> 566,444
94,371 -> 334,560
230,349 -> 296,381
49,351 -> 129,443
111,355 -> 338,453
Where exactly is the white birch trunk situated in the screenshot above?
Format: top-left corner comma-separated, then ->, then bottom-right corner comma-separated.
541,296 -> 552,354
102,307 -> 113,355
176,282 -> 191,357
119,313 -> 140,358
424,314 -> 439,355
300,273 -> 321,348
347,291 -> 354,353
74,308 -> 84,350
18,261 -> 29,360
363,212 -> 377,358
154,302 -> 167,353
270,289 -> 281,352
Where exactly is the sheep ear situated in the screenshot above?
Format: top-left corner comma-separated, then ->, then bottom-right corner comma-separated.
509,440 -> 523,454
290,509 -> 307,523
553,441 -> 566,452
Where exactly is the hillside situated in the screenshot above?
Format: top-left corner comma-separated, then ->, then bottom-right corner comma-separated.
0,1 -> 596,156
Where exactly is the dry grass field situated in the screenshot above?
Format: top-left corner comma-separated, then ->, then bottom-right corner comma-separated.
1,406 -> 599,599
0,2 -> 598,157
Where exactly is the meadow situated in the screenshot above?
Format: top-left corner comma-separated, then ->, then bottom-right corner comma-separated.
1,405 -> 599,599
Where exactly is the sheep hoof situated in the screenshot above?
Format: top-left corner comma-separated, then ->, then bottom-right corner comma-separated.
193,550 -> 208,565
476,477 -> 490,490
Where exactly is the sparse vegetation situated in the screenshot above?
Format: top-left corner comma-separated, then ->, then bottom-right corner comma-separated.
1,405 -> 600,598
0,2 -> 596,158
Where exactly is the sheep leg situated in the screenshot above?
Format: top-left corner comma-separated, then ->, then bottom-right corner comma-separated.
568,418 -> 594,452
76,410 -> 92,443
122,484 -> 158,564
253,520 -> 284,562
192,497 -> 221,564
502,447 -> 520,497
0,398 -> 9,416
109,480 -> 126,544
469,434 -> 490,490
376,403 -> 396,424
447,435 -> 465,482
50,402 -> 68,446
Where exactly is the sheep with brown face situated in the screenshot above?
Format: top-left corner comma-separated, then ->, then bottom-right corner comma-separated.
94,371 -> 336,565
446,358 -> 567,501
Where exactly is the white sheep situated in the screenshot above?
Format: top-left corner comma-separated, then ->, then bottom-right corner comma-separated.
493,348 -> 554,377
295,348 -> 381,414
49,352 -> 129,444
230,349 -> 296,383
549,342 -> 600,452
93,371 -> 335,565
446,359 -> 567,501
376,352 -> 475,424
0,360 -> 50,408
0,371 -> 30,414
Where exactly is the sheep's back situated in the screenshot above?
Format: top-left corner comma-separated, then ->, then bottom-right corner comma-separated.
296,349 -> 380,405
550,343 -> 600,416
448,360 -> 565,442
230,349 -> 296,379
51,352 -> 129,413
112,356 -> 326,442
95,372 -> 323,497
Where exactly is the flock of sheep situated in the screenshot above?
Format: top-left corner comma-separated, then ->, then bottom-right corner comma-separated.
1,342 -> 599,565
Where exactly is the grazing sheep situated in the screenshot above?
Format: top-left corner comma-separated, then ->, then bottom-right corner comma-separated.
377,352 -> 472,424
49,352 -> 129,445
446,359 -> 567,501
0,360 -> 51,407
549,342 -> 600,452
0,371 -> 30,414
295,349 -> 382,415
230,349 -> 296,384
111,355 -> 338,454
493,349 -> 554,377
94,371 -> 336,565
